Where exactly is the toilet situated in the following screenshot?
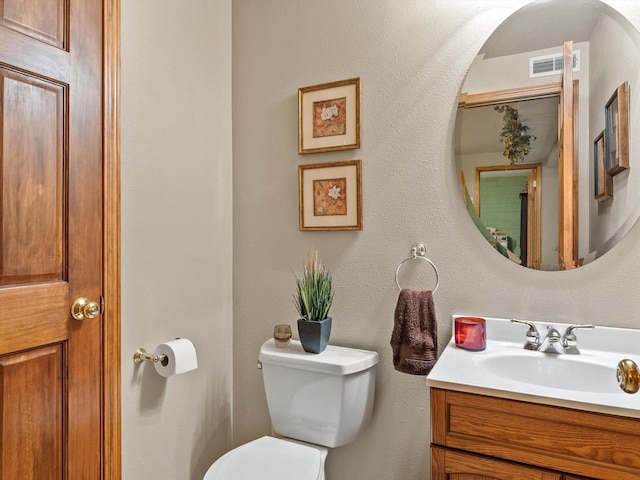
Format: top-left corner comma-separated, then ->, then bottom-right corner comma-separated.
204,338 -> 378,479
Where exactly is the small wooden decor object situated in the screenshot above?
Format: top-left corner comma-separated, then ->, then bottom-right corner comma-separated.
298,160 -> 362,231
298,78 -> 361,154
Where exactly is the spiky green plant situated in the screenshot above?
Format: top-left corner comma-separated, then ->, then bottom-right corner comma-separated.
293,250 -> 334,322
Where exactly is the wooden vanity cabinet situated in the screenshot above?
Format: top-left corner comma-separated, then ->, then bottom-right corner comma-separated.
431,388 -> 640,480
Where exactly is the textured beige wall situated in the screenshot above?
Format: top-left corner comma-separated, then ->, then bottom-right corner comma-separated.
121,1 -> 233,478
233,1 -> 640,479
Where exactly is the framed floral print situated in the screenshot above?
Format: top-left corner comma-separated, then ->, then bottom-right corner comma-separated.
298,78 -> 361,154
298,160 -> 362,231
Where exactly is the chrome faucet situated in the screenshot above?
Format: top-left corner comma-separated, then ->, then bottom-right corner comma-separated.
511,319 -> 594,354
538,326 -> 565,354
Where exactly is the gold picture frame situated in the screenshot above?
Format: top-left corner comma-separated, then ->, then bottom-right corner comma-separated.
594,130 -> 612,201
298,160 -> 362,231
298,78 -> 361,154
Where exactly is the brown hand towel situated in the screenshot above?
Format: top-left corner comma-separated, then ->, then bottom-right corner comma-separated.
390,289 -> 438,375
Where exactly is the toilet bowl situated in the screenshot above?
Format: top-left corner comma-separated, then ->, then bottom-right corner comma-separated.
203,339 -> 378,479
203,436 -> 327,480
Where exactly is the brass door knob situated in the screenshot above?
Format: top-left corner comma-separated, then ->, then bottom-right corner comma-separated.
71,297 -> 102,320
617,359 -> 640,394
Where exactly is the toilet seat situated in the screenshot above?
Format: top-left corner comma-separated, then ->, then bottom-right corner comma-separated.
203,436 -> 323,480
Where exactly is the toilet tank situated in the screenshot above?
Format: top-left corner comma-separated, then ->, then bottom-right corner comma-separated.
259,338 -> 378,448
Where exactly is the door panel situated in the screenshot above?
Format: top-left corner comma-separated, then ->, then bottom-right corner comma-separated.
0,344 -> 64,479
1,68 -> 66,286
0,0 -> 67,48
0,0 -> 103,478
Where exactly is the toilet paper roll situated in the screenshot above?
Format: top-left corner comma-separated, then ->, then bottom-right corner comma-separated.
154,338 -> 198,377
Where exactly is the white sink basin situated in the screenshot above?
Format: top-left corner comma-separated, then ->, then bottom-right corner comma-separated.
477,350 -> 620,394
427,316 -> 640,418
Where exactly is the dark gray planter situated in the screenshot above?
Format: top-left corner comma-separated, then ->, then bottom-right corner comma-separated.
297,317 -> 332,354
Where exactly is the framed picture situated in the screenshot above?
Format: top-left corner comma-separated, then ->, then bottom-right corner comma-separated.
298,160 -> 362,231
594,130 -> 612,201
298,78 -> 361,155
605,81 -> 629,175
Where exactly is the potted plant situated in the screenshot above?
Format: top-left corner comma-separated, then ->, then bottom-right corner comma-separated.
495,104 -> 536,165
293,249 -> 334,353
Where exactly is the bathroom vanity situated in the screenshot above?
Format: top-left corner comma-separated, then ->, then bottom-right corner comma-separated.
427,316 -> 640,480
431,388 -> 640,479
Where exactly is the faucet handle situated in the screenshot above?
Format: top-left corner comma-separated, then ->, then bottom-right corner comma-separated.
564,324 -> 595,336
562,325 -> 595,347
510,318 -> 540,350
562,324 -> 594,353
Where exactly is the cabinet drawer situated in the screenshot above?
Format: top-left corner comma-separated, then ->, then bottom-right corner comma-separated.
431,388 -> 640,480
432,446 -> 562,480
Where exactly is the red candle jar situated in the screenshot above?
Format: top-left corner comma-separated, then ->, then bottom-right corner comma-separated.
454,317 -> 486,351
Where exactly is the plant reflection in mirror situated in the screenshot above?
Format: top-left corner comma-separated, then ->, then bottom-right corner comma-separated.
495,104 -> 536,164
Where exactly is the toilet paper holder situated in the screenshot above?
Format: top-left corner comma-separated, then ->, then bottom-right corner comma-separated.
133,347 -> 168,366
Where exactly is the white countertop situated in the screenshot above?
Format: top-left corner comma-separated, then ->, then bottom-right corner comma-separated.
426,315 -> 640,418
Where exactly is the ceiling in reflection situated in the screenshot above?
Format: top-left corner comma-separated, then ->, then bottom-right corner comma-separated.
455,97 -> 559,166
480,2 -> 602,58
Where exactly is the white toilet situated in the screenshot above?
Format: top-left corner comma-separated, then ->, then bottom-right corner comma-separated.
204,338 -> 378,479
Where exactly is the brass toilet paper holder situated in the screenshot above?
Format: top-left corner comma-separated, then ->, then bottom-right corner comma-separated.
133,348 -> 168,366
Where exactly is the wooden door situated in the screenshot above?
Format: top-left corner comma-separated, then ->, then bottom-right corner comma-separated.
0,0 -> 105,478
526,168 -> 541,269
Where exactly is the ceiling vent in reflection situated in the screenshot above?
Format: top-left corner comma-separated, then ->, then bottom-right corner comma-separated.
529,50 -> 580,78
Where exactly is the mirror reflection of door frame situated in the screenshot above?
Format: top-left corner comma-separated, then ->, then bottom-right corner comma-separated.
458,83 -> 563,109
558,41 -> 579,269
475,164 -> 542,269
459,75 -> 578,270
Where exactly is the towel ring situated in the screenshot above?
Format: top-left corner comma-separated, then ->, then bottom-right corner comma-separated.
395,243 -> 440,293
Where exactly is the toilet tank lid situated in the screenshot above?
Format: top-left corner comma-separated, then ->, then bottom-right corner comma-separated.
259,339 -> 378,375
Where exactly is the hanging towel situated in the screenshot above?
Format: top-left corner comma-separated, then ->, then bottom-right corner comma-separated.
390,289 -> 438,375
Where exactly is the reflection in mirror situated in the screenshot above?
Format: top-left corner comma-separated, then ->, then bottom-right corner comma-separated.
455,0 -> 640,271
458,99 -> 556,269
477,164 -> 545,269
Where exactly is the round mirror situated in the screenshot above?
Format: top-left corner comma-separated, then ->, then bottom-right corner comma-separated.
455,0 -> 640,270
